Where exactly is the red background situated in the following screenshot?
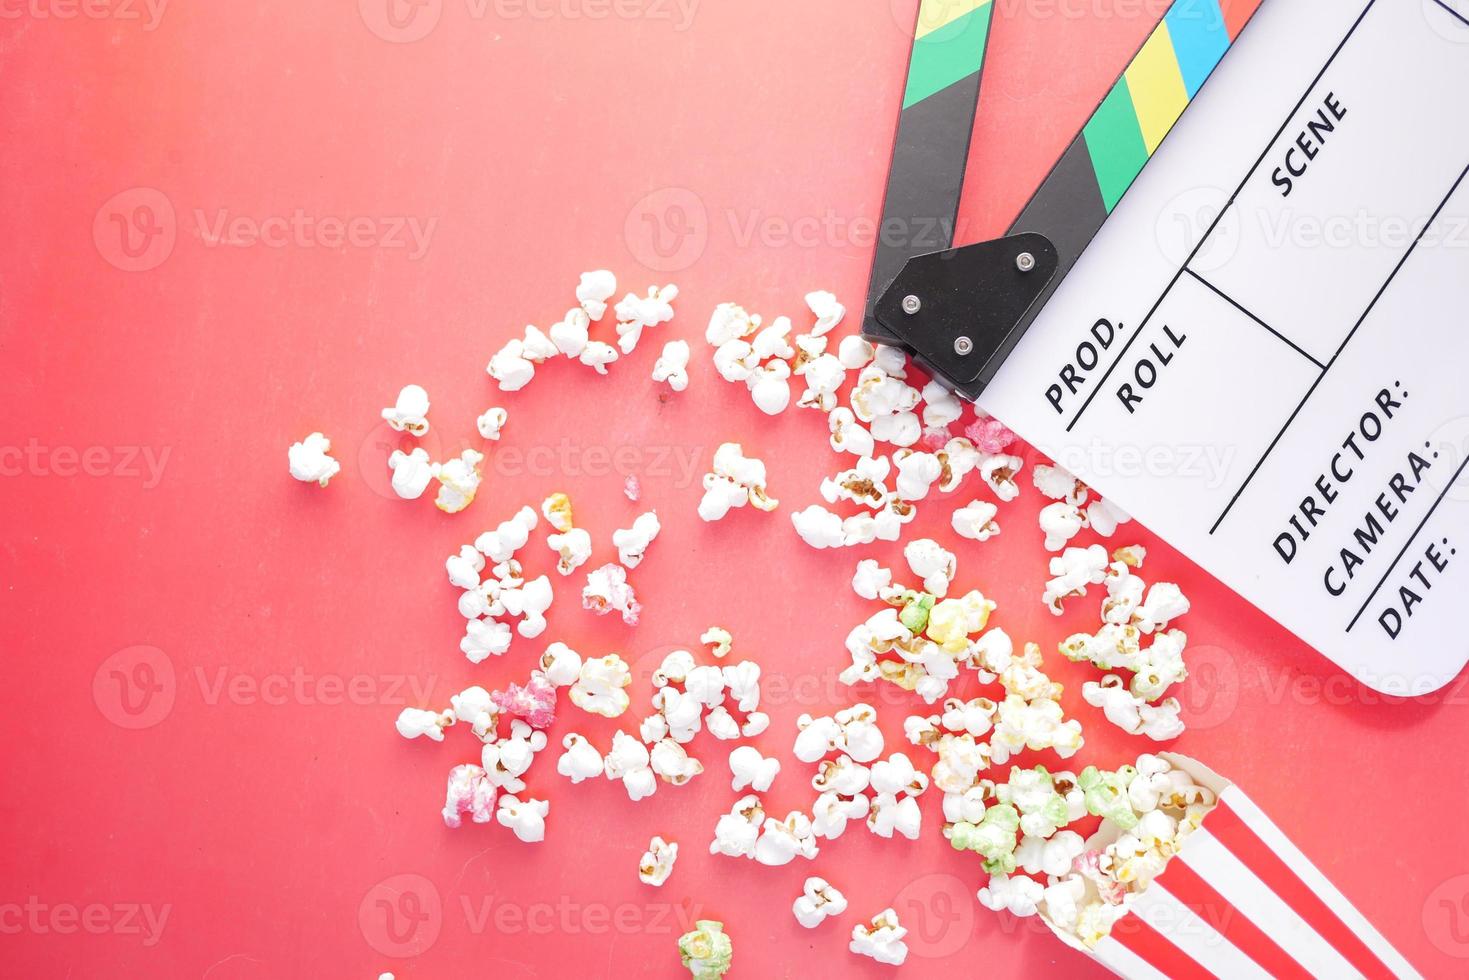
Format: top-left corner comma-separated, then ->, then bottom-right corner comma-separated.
3,0 -> 1466,976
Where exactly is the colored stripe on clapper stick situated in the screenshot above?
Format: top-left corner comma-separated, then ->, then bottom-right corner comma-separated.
1009,0 -> 1263,276
863,0 -> 996,343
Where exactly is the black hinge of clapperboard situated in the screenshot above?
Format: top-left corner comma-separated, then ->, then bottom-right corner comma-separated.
864,0 -> 1265,401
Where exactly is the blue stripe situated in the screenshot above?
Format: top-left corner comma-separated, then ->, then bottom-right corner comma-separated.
1165,0 -> 1230,97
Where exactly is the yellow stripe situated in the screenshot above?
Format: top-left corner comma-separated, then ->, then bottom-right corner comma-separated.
1123,23 -> 1189,154
915,0 -> 991,40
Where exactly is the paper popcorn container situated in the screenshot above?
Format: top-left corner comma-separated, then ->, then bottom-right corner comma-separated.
1043,753 -> 1421,979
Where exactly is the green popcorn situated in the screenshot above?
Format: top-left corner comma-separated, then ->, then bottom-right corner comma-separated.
948,804 -> 1020,874
678,919 -> 732,980
897,591 -> 936,634
1078,766 -> 1139,831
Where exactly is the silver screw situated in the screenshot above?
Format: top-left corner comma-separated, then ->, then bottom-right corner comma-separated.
1016,252 -> 1036,273
954,336 -> 974,355
901,294 -> 921,315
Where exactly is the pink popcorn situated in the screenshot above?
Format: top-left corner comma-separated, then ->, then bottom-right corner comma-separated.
964,417 -> 1017,455
1073,850 -> 1126,905
624,474 -> 642,502
491,672 -> 558,729
442,764 -> 497,829
919,427 -> 951,452
582,563 -> 642,626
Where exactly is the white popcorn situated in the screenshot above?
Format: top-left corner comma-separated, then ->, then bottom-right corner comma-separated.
904,538 -> 957,597
1016,830 -> 1085,878
822,455 -> 891,509
728,745 -> 780,793
921,380 -> 963,428
749,360 -> 793,416
652,649 -> 696,687
869,752 -> 929,798
1082,676 -> 1185,741
543,490 -> 576,534
750,316 -> 794,361
487,340 -> 536,391
613,511 -> 661,569
687,665 -> 728,708
639,836 -> 678,887
1132,630 -> 1188,701
446,544 -> 485,589
722,661 -> 760,712
870,410 -> 921,448
557,733 -> 604,783
704,706 -> 740,740
706,303 -> 759,345
851,559 -> 892,600
1033,463 -> 1086,504
460,618 -> 511,663
836,336 -> 873,371
804,290 -> 846,336
828,407 -> 876,458
699,444 -> 776,520
811,791 -> 868,840
1135,582 -> 1190,633
792,504 -> 846,549
796,354 -> 845,412
1040,501 -> 1087,551
548,527 -> 593,576
502,574 -> 553,638
850,909 -> 908,966
979,454 -> 1024,502
952,499 -> 1000,542
381,384 -> 430,436
604,730 -> 656,802
482,721 -> 546,791
710,795 -> 765,859
449,685 -> 498,738
701,626 -> 733,659
851,367 -> 913,422
521,325 -> 558,362
288,432 -> 340,487
639,712 -> 670,744
388,447 -> 433,500
793,713 -> 844,763
579,340 -> 619,374
867,792 -> 922,839
712,339 -> 758,383
978,874 -> 1043,917
652,340 -> 691,392
894,450 -> 943,501
475,506 -> 538,563
837,704 -> 885,763
942,786 -> 988,825
793,877 -> 847,929
475,407 -> 508,441
649,738 -> 704,785
652,687 -> 703,743
614,284 -> 679,355
1043,544 -> 1109,615
755,811 -> 820,866
431,449 -> 485,514
395,707 -> 452,741
570,654 -> 632,718
581,562 -> 641,625
811,754 -> 871,796
1089,497 -> 1133,537
577,270 -> 617,321
740,713 -> 770,737
495,795 -> 548,843
873,345 -> 908,377
549,307 -> 590,358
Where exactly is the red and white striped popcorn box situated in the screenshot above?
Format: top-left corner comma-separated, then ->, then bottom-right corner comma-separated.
1043,753 -> 1421,979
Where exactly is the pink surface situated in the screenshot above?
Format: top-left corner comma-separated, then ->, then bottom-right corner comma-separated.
2,1 -> 1465,977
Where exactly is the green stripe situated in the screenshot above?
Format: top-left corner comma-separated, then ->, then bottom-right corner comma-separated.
901,4 -> 992,110
1082,79 -> 1150,212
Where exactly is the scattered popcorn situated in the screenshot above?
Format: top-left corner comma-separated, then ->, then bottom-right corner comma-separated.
653,340 -> 691,392
541,492 -> 575,533
1042,544 -> 1109,615
577,269 -> 617,321
580,341 -> 619,374
699,443 -> 777,521
639,836 -> 678,887
1040,501 -> 1087,551
893,450 -> 943,501
495,794 -> 548,843
605,730 -> 657,802
706,303 -> 759,346
550,307 -> 590,358
748,360 -> 792,415
755,810 -> 820,866
1033,464 -> 1087,505
570,654 -> 632,718
904,538 -> 957,597
288,432 -> 340,487
710,795 -> 765,859
582,563 -> 641,625
442,764 -> 496,828
1082,677 -> 1184,741
476,505 -> 538,563
979,453 -> 1024,502
388,447 -> 433,500
502,574 -> 553,638
979,873 -> 1044,917
791,504 -> 845,549
851,559 -> 892,600
613,511 -> 661,568
728,745 -> 780,793
952,499 -> 1001,542
614,284 -> 679,354
921,380 -> 963,428
381,384 -> 430,436
793,876 -> 847,929
557,733 -> 604,783
849,908 -> 908,966
868,792 -> 922,840
624,474 -> 641,501
1089,497 -> 1132,537
490,673 -> 557,729
548,527 -> 593,575
431,449 -> 485,514
446,544 -> 486,590
804,290 -> 845,336
700,626 -> 732,659
487,339 -> 536,391
677,919 -> 732,980
837,335 -> 875,370
395,706 -> 452,741
475,407 -> 508,440
827,407 -> 875,457
650,738 -> 705,785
